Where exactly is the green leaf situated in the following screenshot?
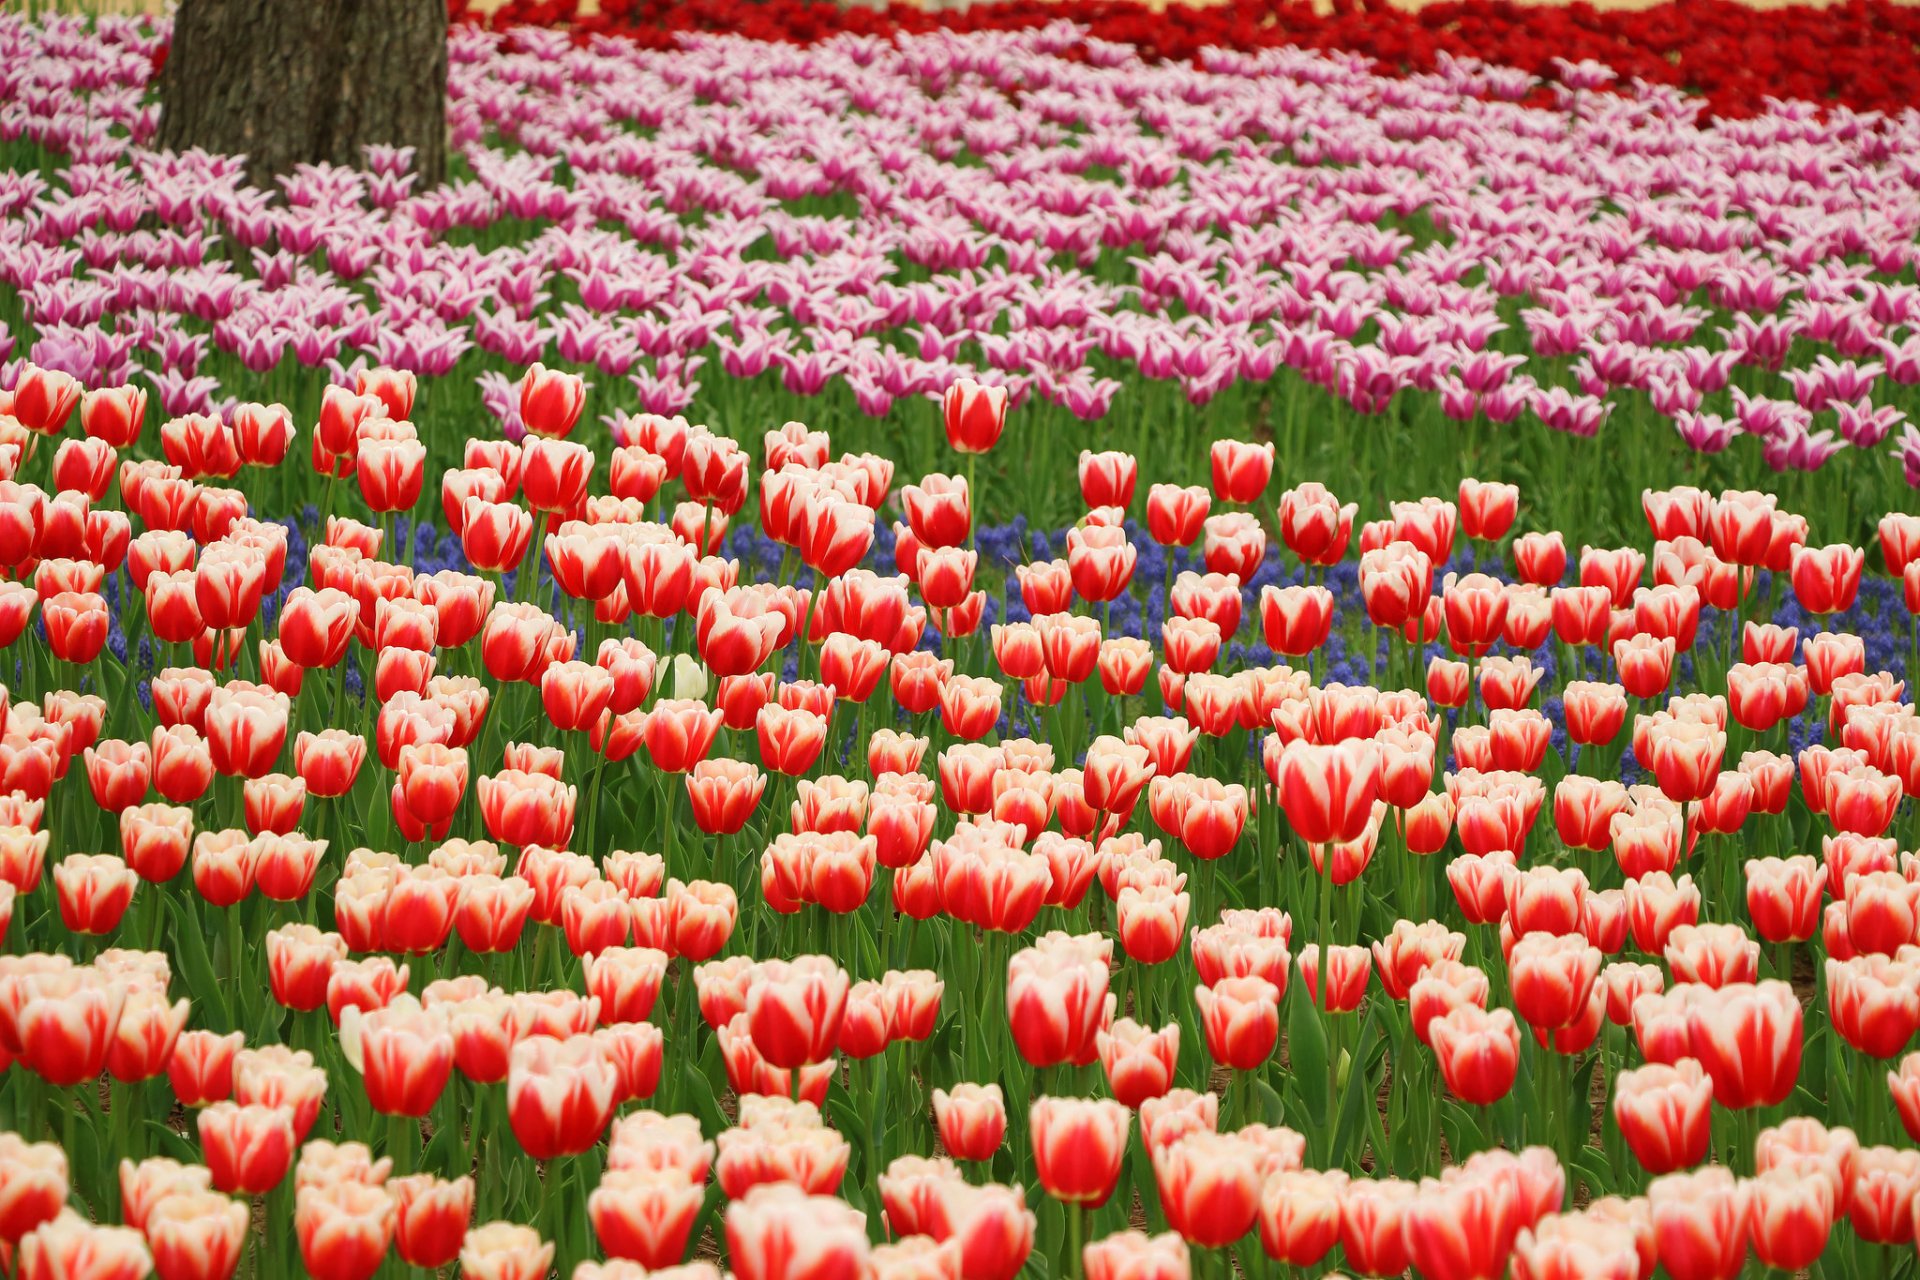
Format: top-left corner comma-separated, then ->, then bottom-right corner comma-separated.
147,1118 -> 200,1163
825,1091 -> 873,1147
1285,988 -> 1330,1125
1035,1195 -> 1066,1264
423,1120 -> 464,1178
1440,1100 -> 1486,1159
169,894 -> 233,1034
1255,1078 -> 1284,1128
1569,1147 -> 1613,1206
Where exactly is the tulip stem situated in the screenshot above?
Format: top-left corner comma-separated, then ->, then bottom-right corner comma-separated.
1067,1202 -> 1085,1280
1316,839 -> 1335,1167
966,453 -> 979,550
389,1111 -> 414,1176
538,1157 -> 556,1243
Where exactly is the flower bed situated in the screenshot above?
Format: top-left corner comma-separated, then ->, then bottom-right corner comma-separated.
457,0 -> 1920,120
3,9 -> 1920,1280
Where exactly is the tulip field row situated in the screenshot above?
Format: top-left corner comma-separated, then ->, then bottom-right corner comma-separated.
1,8 -> 1920,1280
456,0 -> 1920,124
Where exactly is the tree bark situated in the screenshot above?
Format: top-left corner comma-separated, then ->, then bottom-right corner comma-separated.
156,0 -> 447,192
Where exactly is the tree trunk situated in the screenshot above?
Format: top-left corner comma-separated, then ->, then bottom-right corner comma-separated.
156,0 -> 447,192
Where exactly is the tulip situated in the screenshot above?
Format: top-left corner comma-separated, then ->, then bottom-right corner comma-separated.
506,1035 -> 618,1159
1066,525 -> 1136,603
1828,953 -> 1920,1058
1153,1131 -> 1261,1248
1745,1169 -> 1833,1273
106,987 -> 190,1083
665,878 -> 737,961
519,363 -> 586,438
477,769 -> 577,847
295,1181 -> 395,1280
1844,1145 -> 1920,1244
1295,944 -> 1370,1012
589,1168 -> 704,1267
1429,1005 -> 1520,1105
197,1102 -> 296,1195
1372,918 -> 1465,998
143,1189 -> 250,1280
1196,976 -> 1280,1070
1030,1096 -> 1129,1206
1791,542 -> 1865,614
159,1024 -> 242,1110
1208,439 -> 1273,504
1684,980 -> 1802,1110
932,1083 -> 1006,1162
1006,936 -> 1110,1067
1096,1019 -> 1179,1108
77,383 -> 147,447
726,1184 -> 871,1280
1613,1058 -> 1712,1174
43,590 -> 108,662
1529,1209 -> 1656,1280
1117,885 -> 1189,965
942,379 -> 1008,454
1274,482 -> 1353,565
1647,1167 -> 1749,1280
914,1185 -> 1033,1280
327,956 -> 410,1026
339,996 -> 454,1117
1258,584 -> 1335,656
388,1175 -> 475,1271
1274,738 -> 1379,845
1083,1230 -> 1187,1280
446,872 -> 532,952
0,1134 -> 65,1245
53,853 -> 137,935
19,1212 -> 151,1280
1508,932 -> 1602,1031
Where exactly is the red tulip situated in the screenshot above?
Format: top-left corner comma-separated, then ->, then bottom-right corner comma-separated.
452,875 -> 534,955
519,363 -> 586,439
1791,543 -> 1865,615
79,384 -> 146,447
1006,934 -> 1109,1068
1030,1096 -> 1128,1207
53,853 -> 136,935
389,1174 -> 473,1270
1612,1058 -> 1712,1174
633,700 -> 718,775
1648,1167 -> 1748,1280
198,1102 -> 296,1195
1747,1169 -> 1833,1273
477,769 -> 576,847
166,1028 -> 243,1107
294,1180 -> 394,1280
590,1168 -> 704,1267
1066,525 -> 1136,603
1196,976 -> 1279,1070
1208,439 -> 1273,504
941,379 -> 1008,454
506,1034 -> 618,1159
18,1213 -> 151,1280
1258,585 -> 1334,656
727,1184 -> 872,1280
932,1083 -> 1005,1162
1684,980 -> 1801,1109
1428,1005 -> 1519,1105
268,923 -> 346,1013
42,590 -> 107,663
1096,1019 -> 1179,1109
339,996 -> 453,1117
1154,1131 -> 1260,1248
